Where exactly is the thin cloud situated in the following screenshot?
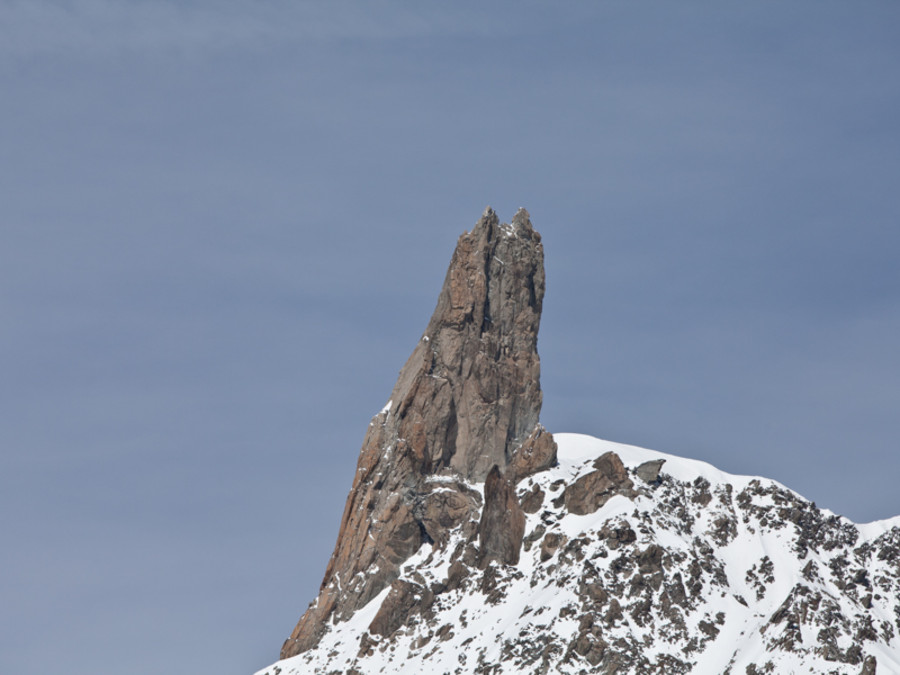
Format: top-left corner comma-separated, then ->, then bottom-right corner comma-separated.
0,0 -> 500,60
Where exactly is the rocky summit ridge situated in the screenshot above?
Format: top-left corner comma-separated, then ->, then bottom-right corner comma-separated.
267,209 -> 900,674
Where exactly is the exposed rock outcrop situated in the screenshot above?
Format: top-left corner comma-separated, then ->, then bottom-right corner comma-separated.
860,655 -> 878,675
368,579 -> 435,638
508,424 -> 558,483
520,484 -> 545,514
416,480 -> 482,549
564,451 -> 635,515
281,208 -> 552,658
256,207 -> 900,675
261,434 -> 900,675
478,465 -> 527,567
635,459 -> 665,484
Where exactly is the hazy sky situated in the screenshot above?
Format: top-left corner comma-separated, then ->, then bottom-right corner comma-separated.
2,2 -> 899,674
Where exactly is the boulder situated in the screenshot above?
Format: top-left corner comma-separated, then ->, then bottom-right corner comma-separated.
635,459 -> 665,484
564,451 -> 635,515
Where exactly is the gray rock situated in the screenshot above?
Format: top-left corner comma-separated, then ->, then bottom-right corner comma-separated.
635,459 -> 665,483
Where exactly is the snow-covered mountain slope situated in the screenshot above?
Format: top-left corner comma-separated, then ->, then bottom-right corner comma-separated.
258,433 -> 900,674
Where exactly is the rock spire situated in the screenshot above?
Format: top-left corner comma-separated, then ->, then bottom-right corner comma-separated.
280,207 -> 555,658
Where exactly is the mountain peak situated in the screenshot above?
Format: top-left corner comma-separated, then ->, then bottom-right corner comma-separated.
280,209 -> 554,658
270,210 -> 900,673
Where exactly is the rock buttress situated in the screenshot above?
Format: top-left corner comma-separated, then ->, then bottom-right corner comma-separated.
478,465 -> 526,567
281,207 -> 551,658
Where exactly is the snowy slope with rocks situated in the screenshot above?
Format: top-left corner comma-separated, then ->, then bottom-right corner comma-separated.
262,210 -> 899,674
258,433 -> 900,675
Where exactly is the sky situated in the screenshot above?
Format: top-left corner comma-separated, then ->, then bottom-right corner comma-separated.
2,2 -> 899,674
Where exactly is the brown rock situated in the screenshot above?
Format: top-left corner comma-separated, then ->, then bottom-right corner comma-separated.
357,633 -> 377,658
540,532 -> 567,562
520,484 -> 545,514
445,559 -> 470,592
564,452 -> 635,515
592,451 -> 631,480
604,598 -> 623,626
637,544 -> 664,574
581,579 -> 609,605
598,522 -> 637,549
436,624 -> 454,642
281,209 -> 548,658
508,425 -> 558,483
571,633 -> 608,666
391,206 -> 546,480
417,480 -> 482,548
478,465 -> 526,567
860,655 -> 877,675
368,580 -> 434,638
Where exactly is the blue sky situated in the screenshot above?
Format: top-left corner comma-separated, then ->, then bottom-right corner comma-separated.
2,2 -> 899,674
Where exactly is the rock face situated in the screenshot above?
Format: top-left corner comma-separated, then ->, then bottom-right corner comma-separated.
367,580 -> 435,639
477,466 -> 526,567
280,208 -> 552,658
416,480 -> 482,549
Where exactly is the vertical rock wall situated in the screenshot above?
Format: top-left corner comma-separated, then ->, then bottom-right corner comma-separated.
281,208 -> 553,658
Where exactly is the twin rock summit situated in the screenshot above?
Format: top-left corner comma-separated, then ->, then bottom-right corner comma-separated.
261,209 -> 900,675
